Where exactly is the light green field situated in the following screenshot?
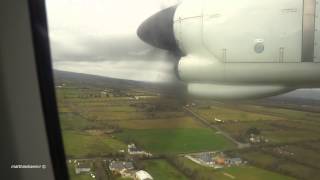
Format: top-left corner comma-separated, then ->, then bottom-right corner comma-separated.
240,104 -> 320,122
219,118 -> 320,144
264,130 -> 320,143
195,106 -> 284,122
179,157 -> 295,180
140,160 -> 188,180
112,117 -> 204,129
115,128 -> 235,154
214,166 -> 296,180
62,131 -> 126,158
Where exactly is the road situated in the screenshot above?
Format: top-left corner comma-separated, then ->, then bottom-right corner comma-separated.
183,107 -> 250,149
94,159 -> 107,180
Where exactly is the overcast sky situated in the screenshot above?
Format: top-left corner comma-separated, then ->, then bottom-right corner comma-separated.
46,0 -> 181,82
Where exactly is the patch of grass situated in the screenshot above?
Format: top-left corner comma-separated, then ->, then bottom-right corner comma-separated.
59,113 -> 92,130
141,160 -> 188,180
62,131 -> 126,158
115,128 -> 235,154
278,162 -> 318,180
240,151 -> 279,168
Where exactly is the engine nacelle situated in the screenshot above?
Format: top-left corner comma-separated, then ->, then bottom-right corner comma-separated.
173,0 -> 320,63
138,0 -> 320,100
187,83 -> 292,100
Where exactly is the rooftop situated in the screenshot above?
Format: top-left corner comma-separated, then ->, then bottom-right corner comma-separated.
199,153 -> 212,163
76,162 -> 91,169
109,161 -> 134,171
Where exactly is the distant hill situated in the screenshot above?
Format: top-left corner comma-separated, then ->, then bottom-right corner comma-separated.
279,89 -> 320,100
54,70 -> 320,106
54,70 -> 151,89
254,89 -> 320,112
53,70 -> 187,98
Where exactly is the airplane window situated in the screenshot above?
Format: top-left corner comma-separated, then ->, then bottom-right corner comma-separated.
45,0 -> 320,180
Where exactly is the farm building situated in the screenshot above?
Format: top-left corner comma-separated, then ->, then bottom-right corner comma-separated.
128,144 -> 152,156
100,91 -> 107,97
109,161 -> 134,172
214,157 -> 226,165
249,134 -> 269,144
214,118 -> 224,123
75,162 -> 91,174
109,161 -> 135,179
135,170 -> 153,180
225,158 -> 243,166
198,152 -> 213,165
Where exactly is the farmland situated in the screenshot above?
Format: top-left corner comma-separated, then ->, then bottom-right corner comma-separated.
56,84 -> 235,157
62,131 -> 126,158
55,71 -> 320,180
191,101 -> 320,179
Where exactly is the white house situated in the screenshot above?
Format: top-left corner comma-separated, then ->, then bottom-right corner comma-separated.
214,118 -> 224,123
75,162 -> 91,174
135,170 -> 153,180
128,144 -> 152,157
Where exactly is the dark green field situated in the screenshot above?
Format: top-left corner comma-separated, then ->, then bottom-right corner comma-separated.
115,128 -> 234,154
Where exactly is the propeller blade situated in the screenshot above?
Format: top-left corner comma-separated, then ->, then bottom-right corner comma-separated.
137,6 -> 183,58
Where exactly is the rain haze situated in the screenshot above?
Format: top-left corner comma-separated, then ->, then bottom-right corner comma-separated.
46,0 -> 181,82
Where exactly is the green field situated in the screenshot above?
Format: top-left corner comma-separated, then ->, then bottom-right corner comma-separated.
140,160 -> 188,180
112,117 -> 204,129
240,149 -> 320,180
178,157 -> 296,180
62,131 -> 126,158
59,112 -> 93,130
115,128 -> 235,154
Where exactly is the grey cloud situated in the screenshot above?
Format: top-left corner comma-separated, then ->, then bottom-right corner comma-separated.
51,34 -> 178,62
48,0 -> 182,82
